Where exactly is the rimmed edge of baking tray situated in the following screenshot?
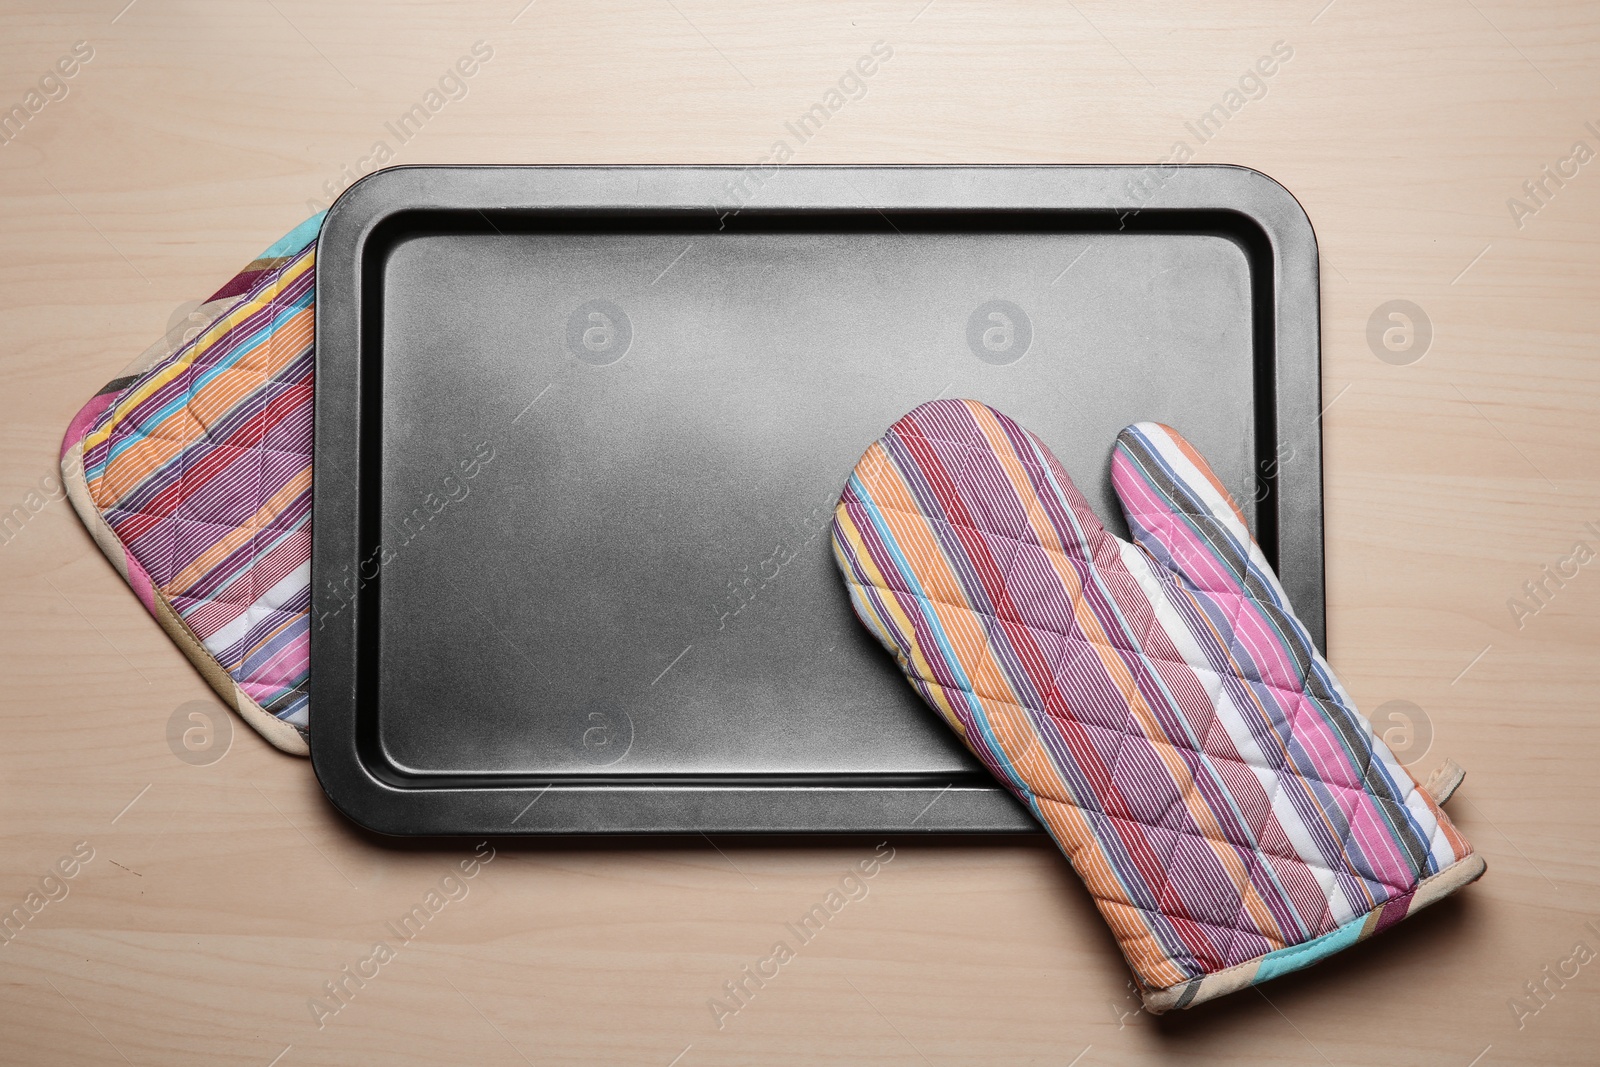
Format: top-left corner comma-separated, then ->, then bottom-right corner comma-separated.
310,164 -> 1323,835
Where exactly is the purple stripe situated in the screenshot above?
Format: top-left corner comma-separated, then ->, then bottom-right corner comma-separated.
228,606 -> 311,679
97,347 -> 313,526
180,503 -> 311,608
866,409 -> 1242,968
1158,580 -> 1399,910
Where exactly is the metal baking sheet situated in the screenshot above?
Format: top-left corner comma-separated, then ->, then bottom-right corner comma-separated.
310,164 -> 1324,835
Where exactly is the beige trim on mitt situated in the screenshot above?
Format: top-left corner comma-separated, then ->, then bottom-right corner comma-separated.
1138,851 -> 1487,1013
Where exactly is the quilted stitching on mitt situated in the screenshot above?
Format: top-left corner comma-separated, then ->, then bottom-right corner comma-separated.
831,398 -> 1476,1001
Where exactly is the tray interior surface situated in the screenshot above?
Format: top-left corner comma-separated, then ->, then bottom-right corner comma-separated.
370,214 -> 1264,781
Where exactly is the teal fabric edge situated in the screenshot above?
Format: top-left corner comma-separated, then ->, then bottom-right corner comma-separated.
1252,911 -> 1369,984
260,212 -> 326,259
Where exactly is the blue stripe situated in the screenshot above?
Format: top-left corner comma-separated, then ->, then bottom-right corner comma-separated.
1125,426 -> 1437,884
1252,911 -> 1367,984
261,214 -> 324,259
846,471 -> 1034,798
88,286 -> 313,478
1122,424 -> 1285,607
852,438 -> 1203,973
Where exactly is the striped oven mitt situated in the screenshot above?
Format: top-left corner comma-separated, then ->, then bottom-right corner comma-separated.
831,398 -> 1483,1012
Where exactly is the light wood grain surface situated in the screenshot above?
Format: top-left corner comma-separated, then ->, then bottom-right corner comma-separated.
3,2 -> 1598,1064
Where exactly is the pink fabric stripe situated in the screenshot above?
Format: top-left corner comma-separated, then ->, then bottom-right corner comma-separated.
237,632 -> 309,697
125,549 -> 157,614
1112,450 -> 1243,596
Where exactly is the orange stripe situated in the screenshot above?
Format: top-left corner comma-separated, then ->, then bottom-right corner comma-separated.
851,444 -> 1026,716
92,306 -> 313,510
84,251 -> 314,458
851,421 -> 1268,973
833,504 -> 966,734
1035,796 -> 1191,990
856,496 -> 1093,811
1159,422 -> 1248,530
844,447 -> 1081,797
964,403 -> 1291,945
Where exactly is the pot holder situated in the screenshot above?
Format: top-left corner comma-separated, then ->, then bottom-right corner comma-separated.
59,214 -> 325,756
830,398 -> 1484,1011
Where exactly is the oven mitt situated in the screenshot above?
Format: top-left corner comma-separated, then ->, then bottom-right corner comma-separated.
59,213 -> 325,756
830,398 -> 1483,1011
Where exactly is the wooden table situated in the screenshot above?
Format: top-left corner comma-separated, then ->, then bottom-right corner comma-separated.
2,2 -> 1596,1063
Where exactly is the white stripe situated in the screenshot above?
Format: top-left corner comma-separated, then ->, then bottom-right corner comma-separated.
1143,424 -> 1449,878
1120,541 -> 1362,927
1136,423 -> 1291,607
200,560 -> 310,661
1366,720 -> 1459,872
1133,427 -> 1439,911
1303,633 -> 1455,872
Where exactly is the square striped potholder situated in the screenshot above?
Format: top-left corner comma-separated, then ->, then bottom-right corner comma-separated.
60,216 -> 324,755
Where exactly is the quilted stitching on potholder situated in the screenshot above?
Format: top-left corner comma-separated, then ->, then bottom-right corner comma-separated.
85,242 -> 316,729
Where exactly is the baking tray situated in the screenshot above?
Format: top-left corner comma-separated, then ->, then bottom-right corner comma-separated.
310,164 -> 1323,835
